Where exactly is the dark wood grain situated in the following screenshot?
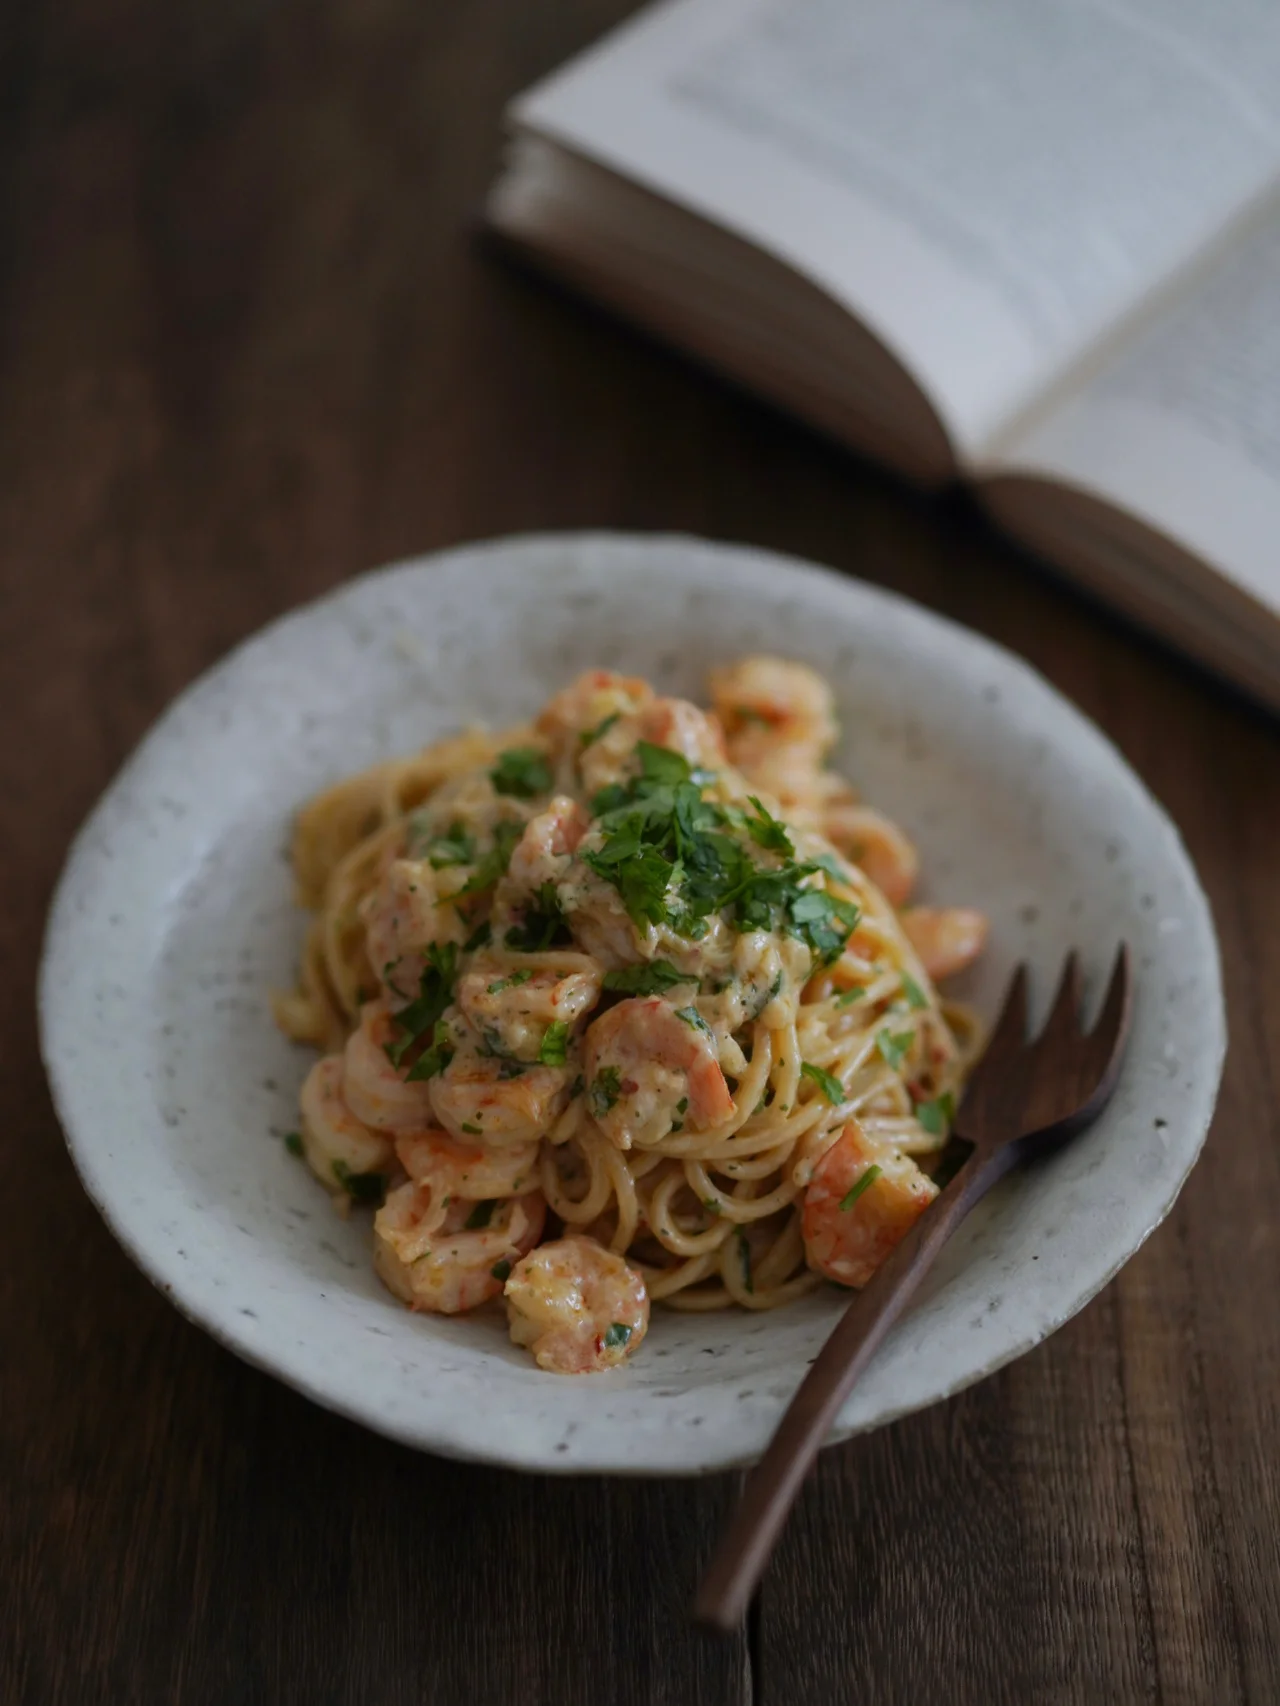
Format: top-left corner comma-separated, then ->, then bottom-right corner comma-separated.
0,1 -> 1276,1702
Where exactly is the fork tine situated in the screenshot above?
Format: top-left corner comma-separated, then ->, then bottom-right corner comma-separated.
983,961 -> 1029,1066
1040,950 -> 1083,1044
1086,943 -> 1133,1065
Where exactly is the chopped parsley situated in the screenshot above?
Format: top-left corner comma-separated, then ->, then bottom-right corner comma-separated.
602,959 -> 688,995
589,1066 -> 622,1120
839,1164 -> 882,1212
538,1020 -> 570,1067
568,1074 -> 584,1099
636,740 -> 694,785
490,747 -> 553,799
463,920 -> 492,952
835,985 -> 866,1007
283,1131 -> 304,1157
737,1228 -> 753,1293
404,1019 -> 455,1083
743,795 -> 794,856
580,742 -> 858,962
331,1160 -> 386,1205
901,973 -> 928,1011
876,1028 -> 916,1071
455,820 -> 522,899
579,711 -> 621,749
676,1097 -> 689,1115
702,1197 -> 721,1215
914,1090 -> 956,1137
675,1004 -> 713,1038
491,1258 -> 512,1282
460,1121 -> 483,1135
465,1199 -> 496,1230
488,969 -> 533,994
385,943 -> 458,1068
603,1322 -> 633,1350
800,1061 -> 845,1104
422,821 -> 475,868
504,881 -> 571,952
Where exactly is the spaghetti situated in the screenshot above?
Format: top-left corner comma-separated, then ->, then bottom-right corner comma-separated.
274,659 -> 986,1373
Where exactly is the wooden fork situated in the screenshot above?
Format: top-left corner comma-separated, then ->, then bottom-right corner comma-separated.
694,947 -> 1134,1634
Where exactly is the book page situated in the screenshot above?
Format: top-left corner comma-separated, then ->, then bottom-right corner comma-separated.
513,0 -> 1280,455
990,202 -> 1280,619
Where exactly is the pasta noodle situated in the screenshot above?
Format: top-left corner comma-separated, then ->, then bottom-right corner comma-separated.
274,659 -> 986,1372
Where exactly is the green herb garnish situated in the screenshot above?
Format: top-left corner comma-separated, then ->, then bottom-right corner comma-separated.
504,881 -> 571,952
579,711 -> 621,750
385,943 -> 458,1068
914,1090 -> 956,1137
538,1020 -> 570,1067
465,1199 -> 496,1230
331,1160 -> 387,1205
800,1061 -> 845,1104
636,740 -> 692,785
737,1228 -> 753,1293
404,1018 -> 455,1083
283,1131 -> 304,1157
876,1028 -> 916,1071
675,1004 -> 713,1038
589,1066 -> 622,1119
835,985 -> 866,1007
491,1258 -> 512,1282
901,973 -> 928,1011
423,821 -> 475,869
488,969 -> 533,994
463,920 -> 492,952
743,795 -> 794,856
602,959 -> 688,995
455,820 -> 522,899
460,1121 -> 483,1135
839,1164 -> 882,1212
490,746 -> 553,799
603,1322 -> 633,1350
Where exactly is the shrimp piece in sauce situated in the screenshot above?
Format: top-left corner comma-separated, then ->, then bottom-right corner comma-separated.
361,857 -> 462,1001
634,696 -> 726,771
455,956 -> 602,1062
821,804 -> 919,907
375,1184 -> 545,1314
899,906 -> 988,981
429,1029 -> 573,1147
342,1000 -> 438,1133
505,1235 -> 649,1372
535,669 -> 654,760
802,1120 -> 938,1288
584,997 -> 734,1149
394,1130 -> 541,1200
298,1055 -> 395,1194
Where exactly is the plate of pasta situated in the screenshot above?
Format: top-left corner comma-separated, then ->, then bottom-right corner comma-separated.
40,534 -> 1224,1472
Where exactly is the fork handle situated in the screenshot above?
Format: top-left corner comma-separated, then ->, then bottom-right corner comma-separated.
694,1142 -> 1019,1633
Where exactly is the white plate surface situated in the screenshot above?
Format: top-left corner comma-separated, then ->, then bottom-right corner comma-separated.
39,534 -> 1225,1473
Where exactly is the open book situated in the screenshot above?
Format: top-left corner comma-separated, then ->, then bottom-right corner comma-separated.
487,0 -> 1280,711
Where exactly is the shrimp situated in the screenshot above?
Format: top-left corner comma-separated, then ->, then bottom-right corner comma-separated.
822,804 -> 919,907
360,857 -> 462,1000
709,656 -> 837,754
899,906 -> 989,981
505,1235 -> 649,1372
802,1120 -> 938,1288
298,1054 -> 395,1195
583,996 -> 734,1149
429,1030 -> 573,1146
455,956 -> 602,1062
494,796 -> 589,916
342,999 -> 438,1133
394,1129 -> 541,1200
634,696 -> 726,771
535,669 -> 654,759
374,1184 -> 546,1313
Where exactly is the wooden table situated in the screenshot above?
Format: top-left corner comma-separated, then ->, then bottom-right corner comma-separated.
4,3 -> 1277,1701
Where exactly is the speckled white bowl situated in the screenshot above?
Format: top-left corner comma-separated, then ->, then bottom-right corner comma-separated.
39,534 -> 1224,1474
